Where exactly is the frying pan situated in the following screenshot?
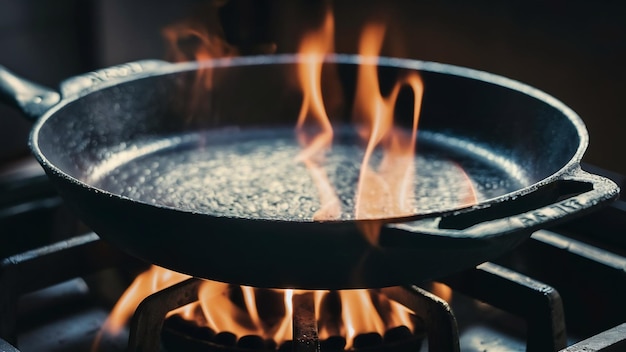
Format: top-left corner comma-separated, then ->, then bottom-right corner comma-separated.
0,55 -> 619,289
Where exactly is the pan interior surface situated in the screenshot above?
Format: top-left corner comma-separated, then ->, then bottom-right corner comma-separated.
89,126 -> 528,221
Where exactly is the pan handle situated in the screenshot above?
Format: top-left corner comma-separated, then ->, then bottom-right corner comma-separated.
386,167 -> 620,240
0,60 -> 170,120
0,65 -> 60,120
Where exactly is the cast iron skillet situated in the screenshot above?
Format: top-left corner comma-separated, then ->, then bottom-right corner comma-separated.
0,55 -> 619,289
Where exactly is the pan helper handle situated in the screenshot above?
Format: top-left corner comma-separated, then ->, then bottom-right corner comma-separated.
377,167 -> 619,255
394,166 -> 619,239
0,65 -> 60,120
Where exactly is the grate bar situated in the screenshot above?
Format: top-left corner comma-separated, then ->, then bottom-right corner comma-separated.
292,292 -> 320,352
560,323 -> 626,352
382,285 -> 460,352
0,233 -> 133,345
128,278 -> 201,352
441,262 -> 567,352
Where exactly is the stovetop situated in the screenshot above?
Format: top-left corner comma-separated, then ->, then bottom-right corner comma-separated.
1,158 -> 625,352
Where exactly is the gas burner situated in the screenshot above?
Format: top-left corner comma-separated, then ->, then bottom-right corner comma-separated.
156,283 -> 425,352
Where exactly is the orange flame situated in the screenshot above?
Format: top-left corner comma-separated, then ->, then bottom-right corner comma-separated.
163,20 -> 236,64
94,266 -> 416,349
339,290 -> 385,347
91,266 -> 189,351
353,23 -> 424,222
102,266 -> 189,334
273,289 -> 295,342
294,9 -> 342,221
457,162 -> 479,207
430,282 -> 454,303
293,18 -> 424,230
162,7 -> 237,122
347,24 -> 424,245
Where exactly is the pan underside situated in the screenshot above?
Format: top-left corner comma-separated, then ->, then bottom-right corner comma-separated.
88,126 -> 529,221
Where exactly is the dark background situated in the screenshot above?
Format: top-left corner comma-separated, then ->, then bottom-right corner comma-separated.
1,0 -> 624,174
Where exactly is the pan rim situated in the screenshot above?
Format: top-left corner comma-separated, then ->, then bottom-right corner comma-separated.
29,54 -> 589,225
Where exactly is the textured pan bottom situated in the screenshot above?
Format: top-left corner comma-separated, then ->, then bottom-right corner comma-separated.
91,127 -> 527,221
